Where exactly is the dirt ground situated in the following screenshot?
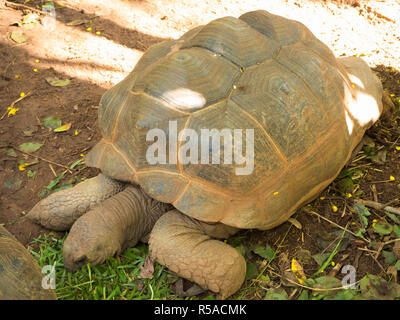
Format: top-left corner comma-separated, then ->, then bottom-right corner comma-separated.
1,0 -> 400,298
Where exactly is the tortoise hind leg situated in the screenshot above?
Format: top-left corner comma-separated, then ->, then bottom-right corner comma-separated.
26,174 -> 125,231
149,210 -> 246,299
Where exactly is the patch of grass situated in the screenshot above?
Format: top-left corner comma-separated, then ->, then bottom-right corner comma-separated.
29,233 -> 178,300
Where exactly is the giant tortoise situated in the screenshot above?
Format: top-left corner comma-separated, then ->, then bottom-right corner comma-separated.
26,10 -> 389,298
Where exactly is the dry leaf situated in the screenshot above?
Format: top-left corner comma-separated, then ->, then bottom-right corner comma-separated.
45,77 -> 70,87
138,255 -> 154,279
66,19 -> 89,26
288,218 -> 302,229
11,31 -> 27,43
291,258 -> 307,284
54,123 -> 71,132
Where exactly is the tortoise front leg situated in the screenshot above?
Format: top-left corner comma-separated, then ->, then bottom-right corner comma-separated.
149,210 -> 246,299
27,174 -> 125,231
63,185 -> 172,271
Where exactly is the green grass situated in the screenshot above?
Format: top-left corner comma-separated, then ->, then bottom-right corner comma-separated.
29,233 -> 178,300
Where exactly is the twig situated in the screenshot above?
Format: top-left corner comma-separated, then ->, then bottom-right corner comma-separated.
1,92 -> 31,120
341,203 -> 347,218
49,163 -> 57,177
357,247 -> 378,254
374,242 -> 384,260
357,199 -> 400,216
303,207 -> 370,242
383,238 -> 400,246
371,184 -> 378,203
267,269 -> 361,292
16,149 -> 71,171
370,253 -> 388,275
5,0 -> 47,14
367,179 -> 395,184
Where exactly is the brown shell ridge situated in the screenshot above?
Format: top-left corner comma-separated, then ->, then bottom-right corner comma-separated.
110,95 -> 128,143
176,114 -> 193,174
102,138 -> 138,182
248,119 -> 344,196
184,44 -> 243,69
137,167 -> 241,199
256,146 -> 352,230
229,99 -> 288,164
275,58 -> 332,123
171,180 -> 191,204
129,90 -> 191,115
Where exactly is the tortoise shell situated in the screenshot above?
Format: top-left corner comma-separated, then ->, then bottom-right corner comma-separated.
0,225 -> 57,299
86,10 -> 374,229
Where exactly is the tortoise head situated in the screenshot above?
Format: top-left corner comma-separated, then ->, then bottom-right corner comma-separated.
62,216 -> 122,271
338,56 -> 386,130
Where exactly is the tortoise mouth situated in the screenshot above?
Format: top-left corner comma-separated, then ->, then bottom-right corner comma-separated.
63,254 -> 87,272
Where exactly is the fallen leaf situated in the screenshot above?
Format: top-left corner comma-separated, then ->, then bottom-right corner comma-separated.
45,77 -> 70,87
4,179 -> 22,190
54,123 -> 71,132
387,265 -> 398,283
359,274 -> 400,299
11,31 -> 27,43
288,217 -> 302,229
291,258 -> 306,284
19,142 -> 43,153
382,250 -> 397,266
385,211 -> 400,225
42,116 -> 62,129
373,221 -> 393,236
66,19 -> 89,26
371,150 -> 387,164
353,203 -> 371,228
26,170 -> 37,178
23,125 -> 38,136
251,244 -> 275,260
311,276 -> 343,299
245,262 -> 258,281
337,177 -> 354,194
295,249 -> 313,265
22,13 -> 39,25
174,279 -> 205,298
312,252 -> 331,267
394,225 -> 400,238
6,148 -> 18,157
264,288 -> 288,300
138,255 -> 154,279
234,245 -> 245,256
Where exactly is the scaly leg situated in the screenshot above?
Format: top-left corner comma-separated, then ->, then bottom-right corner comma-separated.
149,210 -> 246,299
27,174 -> 125,230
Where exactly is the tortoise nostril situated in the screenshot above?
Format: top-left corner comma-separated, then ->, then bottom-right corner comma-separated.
74,255 -> 86,264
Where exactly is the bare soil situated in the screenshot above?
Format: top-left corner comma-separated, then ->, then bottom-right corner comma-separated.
0,0 -> 399,298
